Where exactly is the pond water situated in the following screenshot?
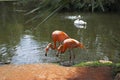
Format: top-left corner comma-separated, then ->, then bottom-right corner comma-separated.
0,3 -> 120,65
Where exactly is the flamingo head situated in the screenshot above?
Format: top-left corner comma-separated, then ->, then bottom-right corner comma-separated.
45,43 -> 52,56
45,47 -> 49,56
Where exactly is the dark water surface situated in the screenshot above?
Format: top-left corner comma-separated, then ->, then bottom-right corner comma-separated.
0,4 -> 120,64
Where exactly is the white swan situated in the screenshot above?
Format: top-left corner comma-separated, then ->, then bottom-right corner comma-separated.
74,19 -> 87,29
74,15 -> 87,29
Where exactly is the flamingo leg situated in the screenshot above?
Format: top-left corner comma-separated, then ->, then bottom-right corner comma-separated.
59,53 -> 62,64
72,50 -> 75,65
56,51 -> 63,64
69,49 -> 75,64
68,49 -> 72,63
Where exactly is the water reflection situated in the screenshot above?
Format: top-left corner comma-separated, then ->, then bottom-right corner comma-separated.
0,44 -> 14,63
11,13 -> 120,64
11,34 -> 58,64
11,35 -> 40,64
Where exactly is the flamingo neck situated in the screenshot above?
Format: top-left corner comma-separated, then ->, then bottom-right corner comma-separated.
58,45 -> 66,53
45,43 -> 54,52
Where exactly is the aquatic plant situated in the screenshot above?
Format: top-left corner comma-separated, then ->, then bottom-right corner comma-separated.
16,0 -> 120,28
19,0 -> 120,12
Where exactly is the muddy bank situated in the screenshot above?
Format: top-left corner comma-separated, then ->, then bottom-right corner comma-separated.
0,64 -> 113,80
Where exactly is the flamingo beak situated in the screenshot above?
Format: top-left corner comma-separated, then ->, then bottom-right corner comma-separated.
45,50 -> 48,56
45,53 -> 47,56
56,51 -> 59,57
56,54 -> 59,57
45,48 -> 49,56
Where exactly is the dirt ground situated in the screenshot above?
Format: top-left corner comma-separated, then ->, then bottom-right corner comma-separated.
0,63 -> 113,80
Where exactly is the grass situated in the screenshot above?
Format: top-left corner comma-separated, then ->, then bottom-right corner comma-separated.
73,61 -> 113,67
73,61 -> 120,76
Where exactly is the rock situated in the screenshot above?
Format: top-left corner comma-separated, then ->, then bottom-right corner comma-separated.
99,60 -> 112,63
114,73 -> 120,80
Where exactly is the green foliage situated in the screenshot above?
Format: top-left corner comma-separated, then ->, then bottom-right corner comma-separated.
112,63 -> 120,76
17,0 -> 120,28
74,61 -> 113,67
18,0 -> 120,13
